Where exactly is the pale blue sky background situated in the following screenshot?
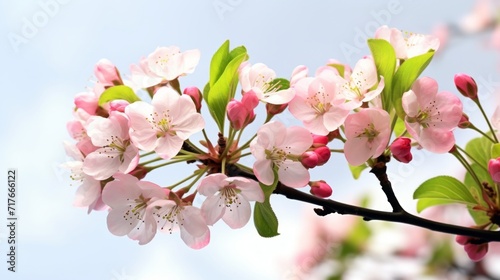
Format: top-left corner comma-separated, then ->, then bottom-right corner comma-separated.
0,1 -> 499,279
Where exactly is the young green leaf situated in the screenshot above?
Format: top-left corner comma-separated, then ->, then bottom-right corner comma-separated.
392,51 -> 434,119
413,175 -> 478,212
348,164 -> 368,179
209,40 -> 230,87
253,168 -> 279,238
465,136 -> 493,169
491,143 -> 500,159
367,39 -> 396,111
98,85 -> 141,106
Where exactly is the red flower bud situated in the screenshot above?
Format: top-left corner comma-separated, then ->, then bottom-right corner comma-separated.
309,180 -> 333,198
455,235 -> 489,262
390,137 -> 412,163
183,86 -> 202,112
129,165 -> 149,180
311,134 -> 329,147
458,113 -> 471,129
300,151 -> 319,169
266,103 -> 288,116
454,73 -> 478,100
314,146 -> 331,166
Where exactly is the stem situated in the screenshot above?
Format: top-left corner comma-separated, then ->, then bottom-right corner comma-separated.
232,134 -> 257,155
329,149 -> 344,153
475,99 -> 499,143
452,149 -> 483,190
469,124 -> 497,143
169,169 -> 203,189
455,145 -> 489,173
184,139 -> 205,154
140,151 -> 155,157
148,158 -> 196,170
140,157 -> 164,166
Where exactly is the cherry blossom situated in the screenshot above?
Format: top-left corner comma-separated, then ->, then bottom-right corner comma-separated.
102,174 -> 166,245
61,142 -> 105,213
375,25 -> 440,60
239,62 -> 295,104
148,199 -> 210,249
338,57 -> 385,107
125,87 -> 204,159
94,58 -> 122,87
289,67 -> 350,135
344,108 -> 391,166
83,112 -> 139,180
402,77 -> 463,153
130,46 -> 200,88
250,121 -> 313,188
197,173 -> 264,229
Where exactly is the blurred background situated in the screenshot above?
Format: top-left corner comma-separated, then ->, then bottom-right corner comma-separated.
1,0 -> 500,279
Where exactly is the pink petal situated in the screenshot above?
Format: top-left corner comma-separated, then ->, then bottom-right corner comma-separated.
154,134 -> 185,159
344,137 -> 373,166
233,178 -> 264,202
222,195 -> 251,229
412,77 -> 439,109
253,159 -> 274,186
83,148 -> 122,180
419,129 -> 455,153
73,177 -> 101,208
107,207 -> 138,236
278,162 -> 310,188
201,195 -> 225,225
197,173 -> 227,196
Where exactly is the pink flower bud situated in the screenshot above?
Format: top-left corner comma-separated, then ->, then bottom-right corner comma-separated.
94,59 -> 122,86
300,151 -> 319,169
311,134 -> 329,147
454,73 -> 478,100
227,100 -> 255,131
183,86 -> 202,112
314,146 -> 331,166
458,113 -> 471,129
266,103 -> 288,116
242,91 -> 259,110
455,235 -> 489,262
488,158 -> 500,183
74,91 -> 98,115
309,180 -> 332,198
108,100 -> 130,113
390,137 -> 413,163
128,165 -> 149,180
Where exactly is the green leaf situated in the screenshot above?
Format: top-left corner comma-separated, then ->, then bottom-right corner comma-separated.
348,164 -> 368,179
205,41 -> 248,132
465,136 -> 493,169
253,168 -> 279,238
327,63 -> 345,78
367,39 -> 396,111
464,163 -> 492,225
392,51 -> 434,119
209,40 -> 230,87
98,85 -> 141,106
393,116 -> 406,137
413,175 -> 478,212
491,143 -> 500,159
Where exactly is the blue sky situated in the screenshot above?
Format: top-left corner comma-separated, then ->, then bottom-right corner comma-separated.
1,1 -> 499,279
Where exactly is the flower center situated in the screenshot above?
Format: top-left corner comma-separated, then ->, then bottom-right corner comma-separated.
148,111 -> 177,138
221,185 -> 241,206
356,123 -> 380,142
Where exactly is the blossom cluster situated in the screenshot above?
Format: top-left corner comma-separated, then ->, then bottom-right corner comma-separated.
62,25 -> 497,260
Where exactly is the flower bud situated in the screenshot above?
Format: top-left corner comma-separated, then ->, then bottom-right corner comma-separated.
454,73 -> 478,100
488,158 -> 500,183
227,100 -> 255,131
327,129 -> 341,142
300,151 -> 319,169
314,146 -> 331,166
74,91 -> 98,115
458,113 -> 471,129
183,86 -> 202,112
309,180 -> 332,198
266,103 -> 288,116
390,137 -> 412,163
94,59 -> 122,86
108,100 -> 130,113
311,134 -> 329,147
129,165 -> 149,180
455,235 -> 489,262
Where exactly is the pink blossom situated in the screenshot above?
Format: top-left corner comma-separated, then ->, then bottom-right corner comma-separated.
288,67 -> 350,135
74,91 -> 99,115
338,57 -> 385,107
148,199 -> 210,249
402,77 -> 463,153
61,142 -> 105,213
102,174 -> 166,245
197,173 -> 264,229
108,100 -> 130,113
344,108 -> 391,166
250,121 -> 313,188
125,87 -> 204,159
390,137 -> 413,163
460,0 -> 494,34
83,112 -> 139,180
375,25 -> 440,60
239,63 -> 295,104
